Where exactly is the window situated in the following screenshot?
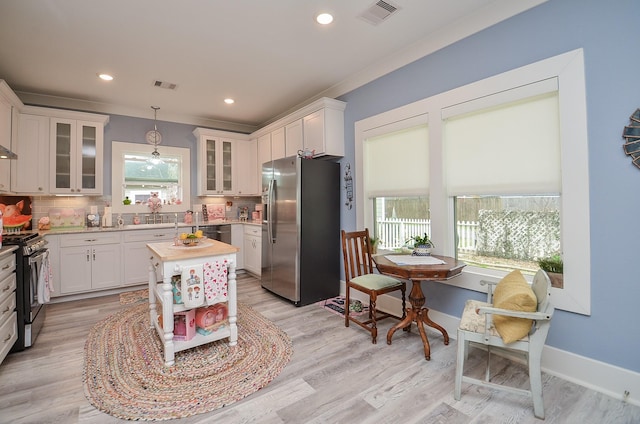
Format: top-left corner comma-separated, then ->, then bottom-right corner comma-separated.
111,141 -> 191,215
355,49 -> 590,315
123,152 -> 182,204
455,195 -> 560,272
361,119 -> 430,248
443,87 -> 561,274
374,196 -> 430,249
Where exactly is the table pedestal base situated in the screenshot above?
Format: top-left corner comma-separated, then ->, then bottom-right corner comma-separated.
386,282 -> 449,361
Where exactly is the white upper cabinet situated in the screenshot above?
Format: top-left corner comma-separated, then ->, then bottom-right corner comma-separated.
48,110 -> 108,195
302,104 -> 345,158
11,113 -> 49,194
196,135 -> 235,196
235,139 -> 258,196
257,133 -> 271,167
285,119 -> 303,157
271,127 -> 286,160
251,97 -> 345,165
194,127 -> 256,196
0,80 -> 21,193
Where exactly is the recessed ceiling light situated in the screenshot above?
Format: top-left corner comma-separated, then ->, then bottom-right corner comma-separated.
98,73 -> 114,81
316,13 -> 334,25
224,98 -> 235,105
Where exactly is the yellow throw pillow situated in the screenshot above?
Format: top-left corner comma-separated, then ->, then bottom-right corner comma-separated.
492,270 -> 537,343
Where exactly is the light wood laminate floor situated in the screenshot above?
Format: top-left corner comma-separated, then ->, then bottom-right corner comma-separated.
1,273 -> 639,424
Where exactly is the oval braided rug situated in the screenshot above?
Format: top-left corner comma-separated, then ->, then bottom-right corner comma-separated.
83,301 -> 292,421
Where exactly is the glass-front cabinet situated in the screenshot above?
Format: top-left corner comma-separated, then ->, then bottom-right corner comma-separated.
204,138 -> 233,194
194,128 -> 236,196
50,118 -> 105,195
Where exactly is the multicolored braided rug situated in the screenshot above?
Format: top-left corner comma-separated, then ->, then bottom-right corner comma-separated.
83,292 -> 292,421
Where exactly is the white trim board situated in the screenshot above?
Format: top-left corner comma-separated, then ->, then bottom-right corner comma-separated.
341,287 -> 639,408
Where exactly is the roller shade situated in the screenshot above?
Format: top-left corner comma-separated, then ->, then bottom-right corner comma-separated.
444,88 -> 561,196
364,125 -> 428,198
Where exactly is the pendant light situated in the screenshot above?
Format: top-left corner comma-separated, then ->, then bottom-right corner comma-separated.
146,106 -> 163,165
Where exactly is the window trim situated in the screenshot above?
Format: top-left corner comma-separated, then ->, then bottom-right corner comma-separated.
111,141 -> 191,215
354,48 -> 590,315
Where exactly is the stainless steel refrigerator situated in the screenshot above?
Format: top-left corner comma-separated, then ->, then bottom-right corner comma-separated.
261,156 -> 340,306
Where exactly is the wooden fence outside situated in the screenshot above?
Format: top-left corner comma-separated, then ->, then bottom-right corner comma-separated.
376,216 -> 557,260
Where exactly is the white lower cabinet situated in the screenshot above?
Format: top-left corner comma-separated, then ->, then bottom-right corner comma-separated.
243,225 -> 261,275
0,251 -> 17,365
59,232 -> 122,294
231,224 -> 244,270
50,223 -> 260,298
122,229 -> 175,285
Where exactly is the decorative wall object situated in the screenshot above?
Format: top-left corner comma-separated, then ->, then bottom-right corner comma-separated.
344,163 -> 353,210
622,108 -> 640,169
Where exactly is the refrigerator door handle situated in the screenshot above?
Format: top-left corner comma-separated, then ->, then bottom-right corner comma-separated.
268,179 -> 275,243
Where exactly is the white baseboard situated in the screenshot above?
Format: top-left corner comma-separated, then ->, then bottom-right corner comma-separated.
340,283 -> 640,407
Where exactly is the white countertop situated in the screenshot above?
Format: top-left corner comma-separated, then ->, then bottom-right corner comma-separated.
40,220 -> 261,235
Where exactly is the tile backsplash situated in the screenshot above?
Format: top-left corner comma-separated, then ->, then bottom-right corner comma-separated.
29,195 -> 261,227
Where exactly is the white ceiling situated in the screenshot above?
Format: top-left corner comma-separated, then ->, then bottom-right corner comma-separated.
0,0 -> 544,133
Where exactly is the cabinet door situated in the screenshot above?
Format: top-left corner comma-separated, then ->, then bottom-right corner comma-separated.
0,100 -> 11,192
11,114 -> 49,194
76,120 -> 103,194
243,235 -> 256,274
234,139 -> 257,196
271,127 -> 286,160
199,136 -> 218,195
257,133 -> 271,169
285,119 -> 303,157
91,244 -> 121,290
220,139 -> 234,194
50,118 -> 103,194
231,224 -> 244,269
50,119 -> 75,193
59,246 -> 93,294
303,109 -> 324,155
243,232 -> 261,275
198,137 -> 235,195
122,230 -> 174,285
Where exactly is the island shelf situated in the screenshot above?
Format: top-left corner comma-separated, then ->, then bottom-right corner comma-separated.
147,239 -> 239,366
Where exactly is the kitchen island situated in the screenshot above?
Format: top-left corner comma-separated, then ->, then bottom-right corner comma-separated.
147,239 -> 239,366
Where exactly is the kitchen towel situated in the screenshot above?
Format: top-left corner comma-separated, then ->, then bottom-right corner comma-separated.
203,260 -> 229,305
37,250 -> 54,304
181,265 -> 205,308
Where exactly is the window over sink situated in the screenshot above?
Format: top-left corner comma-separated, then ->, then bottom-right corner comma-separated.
111,141 -> 191,215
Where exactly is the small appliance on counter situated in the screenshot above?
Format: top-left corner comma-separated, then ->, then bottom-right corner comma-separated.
239,207 -> 248,222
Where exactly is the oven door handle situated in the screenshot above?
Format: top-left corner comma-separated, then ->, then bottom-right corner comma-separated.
29,249 -> 48,265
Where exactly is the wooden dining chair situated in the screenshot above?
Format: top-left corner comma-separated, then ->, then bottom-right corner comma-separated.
454,269 -> 554,419
341,229 -> 406,343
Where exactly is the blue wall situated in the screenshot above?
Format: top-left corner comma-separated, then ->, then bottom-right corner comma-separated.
103,114 -> 199,196
337,0 -> 640,372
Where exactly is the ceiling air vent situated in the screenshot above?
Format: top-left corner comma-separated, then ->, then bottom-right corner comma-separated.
359,0 -> 400,26
152,80 -> 178,90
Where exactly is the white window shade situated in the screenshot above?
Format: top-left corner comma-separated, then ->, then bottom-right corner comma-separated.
444,91 -> 561,196
364,125 -> 428,197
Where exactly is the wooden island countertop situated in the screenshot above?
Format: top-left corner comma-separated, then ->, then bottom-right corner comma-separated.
146,239 -> 239,262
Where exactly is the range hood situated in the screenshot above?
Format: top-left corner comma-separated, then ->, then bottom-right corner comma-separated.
0,144 -> 17,159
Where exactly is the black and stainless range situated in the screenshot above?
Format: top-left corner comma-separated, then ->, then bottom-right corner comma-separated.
4,232 -> 48,351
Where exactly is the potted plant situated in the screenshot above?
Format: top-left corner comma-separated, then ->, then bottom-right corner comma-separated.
537,253 -> 563,288
407,233 -> 434,256
369,236 -> 380,254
